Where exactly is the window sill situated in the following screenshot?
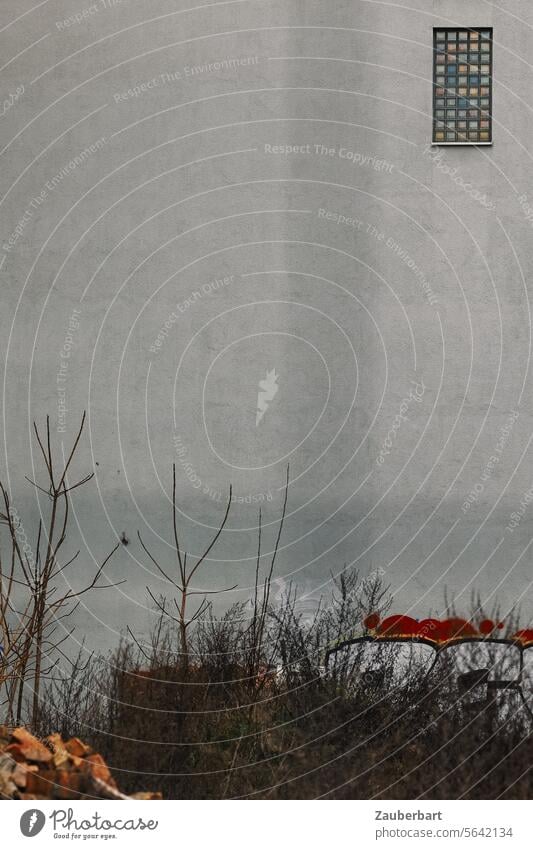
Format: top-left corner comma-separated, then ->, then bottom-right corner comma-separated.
431,142 -> 493,146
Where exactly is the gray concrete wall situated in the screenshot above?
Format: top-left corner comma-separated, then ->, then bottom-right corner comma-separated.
1,0 -> 533,649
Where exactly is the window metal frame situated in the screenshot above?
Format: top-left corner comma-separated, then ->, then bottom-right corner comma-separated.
432,26 -> 493,146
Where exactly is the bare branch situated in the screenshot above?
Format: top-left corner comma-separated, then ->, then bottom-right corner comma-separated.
24,476 -> 52,497
56,411 -> 87,492
137,531 -> 179,589
187,584 -> 238,596
172,464 -> 184,583
147,588 -> 179,623
187,485 -> 233,584
126,626 -> 152,662
62,473 -> 94,494
33,420 -> 53,480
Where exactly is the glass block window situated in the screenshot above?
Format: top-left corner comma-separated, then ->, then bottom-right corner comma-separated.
433,28 -> 492,143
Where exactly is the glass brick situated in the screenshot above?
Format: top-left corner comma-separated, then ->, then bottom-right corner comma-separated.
434,28 -> 491,144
